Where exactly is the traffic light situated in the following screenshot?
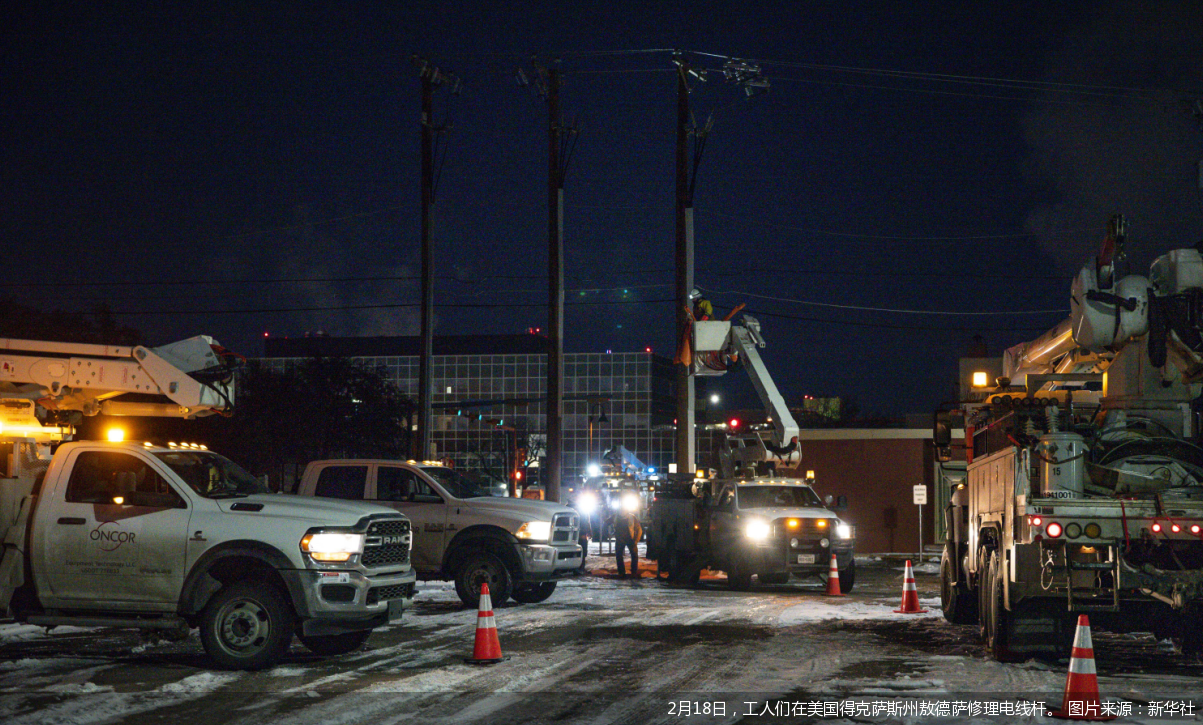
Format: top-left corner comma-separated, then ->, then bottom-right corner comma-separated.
729,418 -> 740,429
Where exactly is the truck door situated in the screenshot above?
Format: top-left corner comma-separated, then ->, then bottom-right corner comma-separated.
711,485 -> 739,560
373,465 -> 447,571
41,450 -> 191,604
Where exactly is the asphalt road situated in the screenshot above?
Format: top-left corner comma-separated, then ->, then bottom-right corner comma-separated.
2,559 -> 1201,725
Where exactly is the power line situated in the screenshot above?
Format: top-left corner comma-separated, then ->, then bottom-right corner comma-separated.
743,307 -> 1052,334
702,287 -> 1063,316
696,208 -> 1080,241
100,297 -> 680,317
687,50 -> 1196,98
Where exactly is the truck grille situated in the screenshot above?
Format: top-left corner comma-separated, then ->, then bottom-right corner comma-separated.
552,513 -> 579,543
366,582 -> 415,605
362,519 -> 411,567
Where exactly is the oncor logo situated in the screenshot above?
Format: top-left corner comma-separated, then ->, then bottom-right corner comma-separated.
90,521 -> 137,551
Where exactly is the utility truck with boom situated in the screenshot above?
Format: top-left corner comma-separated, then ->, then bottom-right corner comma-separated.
936,216 -> 1203,660
649,316 -> 856,589
0,336 -> 416,669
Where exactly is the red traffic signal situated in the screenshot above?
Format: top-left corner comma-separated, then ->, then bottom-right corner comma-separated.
729,418 -> 740,429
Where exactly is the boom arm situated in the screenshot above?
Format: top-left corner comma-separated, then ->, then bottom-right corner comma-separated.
1,336 -> 236,441
724,317 -> 801,448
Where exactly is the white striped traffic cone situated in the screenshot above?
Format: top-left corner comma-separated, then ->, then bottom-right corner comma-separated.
1050,615 -> 1115,720
893,560 -> 927,613
824,553 -> 844,597
464,582 -> 509,665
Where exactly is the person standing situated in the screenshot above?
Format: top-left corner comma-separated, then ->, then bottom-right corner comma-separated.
610,490 -> 644,579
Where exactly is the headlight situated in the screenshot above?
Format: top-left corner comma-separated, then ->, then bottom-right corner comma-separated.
577,493 -> 598,515
515,521 -> 552,541
300,532 -> 365,562
745,520 -> 771,541
835,523 -> 852,539
622,493 -> 640,512
609,498 -> 621,510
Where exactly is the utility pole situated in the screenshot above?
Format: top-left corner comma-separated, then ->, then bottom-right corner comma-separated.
546,66 -> 565,504
674,56 -> 696,475
417,71 -> 434,460
413,57 -> 458,460
672,56 -> 768,476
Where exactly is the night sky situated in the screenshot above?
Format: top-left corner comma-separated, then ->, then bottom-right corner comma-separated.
6,2 -> 1202,416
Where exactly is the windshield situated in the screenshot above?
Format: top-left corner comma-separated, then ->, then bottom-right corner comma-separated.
154,451 -> 268,499
421,467 -> 505,498
737,485 -> 824,509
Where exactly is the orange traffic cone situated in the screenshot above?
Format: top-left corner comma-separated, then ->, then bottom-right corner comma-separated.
1050,615 -> 1116,720
464,583 -> 508,665
893,560 -> 928,613
824,553 -> 844,597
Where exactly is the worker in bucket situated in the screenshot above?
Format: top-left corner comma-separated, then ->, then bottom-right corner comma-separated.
608,487 -> 644,579
689,288 -> 713,321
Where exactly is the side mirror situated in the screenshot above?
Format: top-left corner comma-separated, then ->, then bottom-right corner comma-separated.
836,495 -> 848,511
824,494 -> 834,506
933,410 -> 952,448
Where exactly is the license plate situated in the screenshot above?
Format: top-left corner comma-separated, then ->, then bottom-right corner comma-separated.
797,554 -> 815,564
387,598 -> 406,622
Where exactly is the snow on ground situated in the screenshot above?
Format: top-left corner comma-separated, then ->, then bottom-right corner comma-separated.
0,623 -> 95,645
778,597 -> 943,625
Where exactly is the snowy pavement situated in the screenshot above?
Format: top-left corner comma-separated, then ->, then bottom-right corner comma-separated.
1,557 -> 1200,724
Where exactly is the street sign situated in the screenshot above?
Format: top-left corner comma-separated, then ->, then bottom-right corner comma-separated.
913,485 -> 928,505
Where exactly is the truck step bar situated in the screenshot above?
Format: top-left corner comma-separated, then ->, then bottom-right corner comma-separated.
26,615 -> 188,631
1060,547 -> 1121,613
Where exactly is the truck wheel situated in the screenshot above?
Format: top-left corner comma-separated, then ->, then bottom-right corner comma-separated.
454,551 -> 513,608
298,630 -> 372,657
726,561 -> 752,591
940,549 -> 977,624
986,551 -> 1021,662
511,582 -> 557,604
838,559 -> 856,593
199,581 -> 295,670
977,548 -> 992,640
759,572 -> 789,585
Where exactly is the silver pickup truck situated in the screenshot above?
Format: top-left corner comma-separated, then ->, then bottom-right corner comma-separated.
298,460 -> 582,607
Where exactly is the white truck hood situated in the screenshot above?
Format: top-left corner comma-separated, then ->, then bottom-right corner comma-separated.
460,497 -> 573,522
741,506 -> 839,521
216,494 -> 404,527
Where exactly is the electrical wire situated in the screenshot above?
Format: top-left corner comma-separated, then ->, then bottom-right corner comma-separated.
701,286 -> 1064,316
695,208 -> 1086,241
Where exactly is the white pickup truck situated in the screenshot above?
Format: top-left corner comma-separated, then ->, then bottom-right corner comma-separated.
0,335 -> 416,670
298,460 -> 582,607
1,440 -> 416,669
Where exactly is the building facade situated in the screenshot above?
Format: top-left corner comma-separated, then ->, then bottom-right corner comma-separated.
261,335 -> 676,486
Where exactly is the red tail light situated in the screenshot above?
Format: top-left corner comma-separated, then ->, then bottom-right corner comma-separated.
1152,523 -> 1163,533
1046,522 -> 1063,538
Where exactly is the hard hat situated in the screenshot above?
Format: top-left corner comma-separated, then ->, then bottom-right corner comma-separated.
688,288 -> 702,301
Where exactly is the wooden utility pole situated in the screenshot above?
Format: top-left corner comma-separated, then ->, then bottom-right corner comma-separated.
546,67 -> 565,504
416,71 -> 435,460
674,57 -> 696,474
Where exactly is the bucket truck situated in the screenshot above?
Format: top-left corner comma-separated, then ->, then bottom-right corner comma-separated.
0,336 -> 416,669
936,215 -> 1203,661
649,316 -> 856,590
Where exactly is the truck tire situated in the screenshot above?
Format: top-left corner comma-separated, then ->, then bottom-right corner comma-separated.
759,572 -> 790,585
976,547 -> 992,639
986,551 -> 1020,662
838,558 -> 856,593
726,560 -> 752,591
454,551 -> 513,608
511,581 -> 557,604
199,581 -> 295,670
298,630 -> 372,657
940,549 -> 977,624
